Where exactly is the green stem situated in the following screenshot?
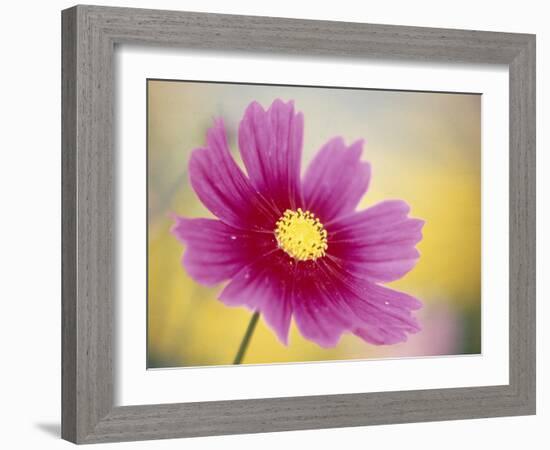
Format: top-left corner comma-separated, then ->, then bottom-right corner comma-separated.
233,312 -> 260,365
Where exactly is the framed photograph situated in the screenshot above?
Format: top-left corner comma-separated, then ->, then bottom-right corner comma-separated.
61,5 -> 536,444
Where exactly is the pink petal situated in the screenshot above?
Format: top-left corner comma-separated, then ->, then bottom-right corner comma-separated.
292,299 -> 343,348
291,262 -> 357,348
288,259 -> 421,347
219,251 -> 293,345
238,100 -> 304,212
216,244 -> 422,347
320,260 -> 422,345
354,327 -> 409,345
327,200 -> 425,282
189,119 -> 278,230
171,216 -> 273,286
302,137 -> 371,222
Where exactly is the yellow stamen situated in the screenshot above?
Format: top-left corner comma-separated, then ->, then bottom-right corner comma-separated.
275,208 -> 328,261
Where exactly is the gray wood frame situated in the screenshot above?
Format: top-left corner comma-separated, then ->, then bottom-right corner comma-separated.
61,4 -> 536,444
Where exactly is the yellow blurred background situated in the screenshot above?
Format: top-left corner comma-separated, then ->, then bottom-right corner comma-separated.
147,80 -> 481,368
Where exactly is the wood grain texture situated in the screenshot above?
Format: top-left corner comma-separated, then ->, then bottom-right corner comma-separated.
61,4 -> 536,444
61,7 -> 77,443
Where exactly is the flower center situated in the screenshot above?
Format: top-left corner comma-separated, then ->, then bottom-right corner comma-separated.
275,208 -> 328,261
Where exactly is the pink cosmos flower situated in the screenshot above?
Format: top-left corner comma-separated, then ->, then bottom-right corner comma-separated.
171,99 -> 424,348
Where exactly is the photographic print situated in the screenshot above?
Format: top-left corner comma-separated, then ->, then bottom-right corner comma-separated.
147,80 -> 481,368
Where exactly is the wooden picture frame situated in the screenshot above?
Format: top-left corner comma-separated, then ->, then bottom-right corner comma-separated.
61,4 -> 536,444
